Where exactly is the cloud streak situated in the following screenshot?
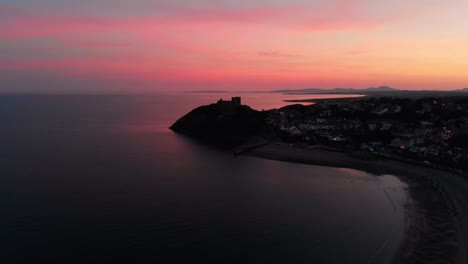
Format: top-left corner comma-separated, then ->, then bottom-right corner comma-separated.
1,0 -> 468,92
0,0 -> 412,41
257,51 -> 303,58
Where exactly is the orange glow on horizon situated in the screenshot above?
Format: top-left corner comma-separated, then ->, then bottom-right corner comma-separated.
1,0 -> 468,92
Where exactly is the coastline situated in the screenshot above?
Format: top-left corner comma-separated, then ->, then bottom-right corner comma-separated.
246,143 -> 468,264
283,96 -> 366,104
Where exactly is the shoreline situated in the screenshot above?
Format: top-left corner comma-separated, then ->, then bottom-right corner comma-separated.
283,96 -> 366,104
246,143 -> 468,264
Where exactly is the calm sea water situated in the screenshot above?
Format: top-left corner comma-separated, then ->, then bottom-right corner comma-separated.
0,93 -> 407,263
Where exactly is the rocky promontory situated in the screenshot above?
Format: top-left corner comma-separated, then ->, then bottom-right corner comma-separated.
170,102 -> 267,147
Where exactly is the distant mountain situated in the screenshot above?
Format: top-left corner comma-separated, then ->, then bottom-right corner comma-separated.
364,86 -> 397,92
272,86 -> 398,94
457,88 -> 468,92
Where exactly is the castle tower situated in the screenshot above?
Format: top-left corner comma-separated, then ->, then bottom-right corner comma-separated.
232,97 -> 241,106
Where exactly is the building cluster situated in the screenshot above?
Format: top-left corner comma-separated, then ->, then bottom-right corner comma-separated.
266,97 -> 468,167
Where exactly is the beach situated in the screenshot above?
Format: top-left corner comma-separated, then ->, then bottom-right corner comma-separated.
248,143 -> 468,264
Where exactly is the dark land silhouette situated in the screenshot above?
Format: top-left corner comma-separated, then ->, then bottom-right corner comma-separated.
172,95 -> 468,264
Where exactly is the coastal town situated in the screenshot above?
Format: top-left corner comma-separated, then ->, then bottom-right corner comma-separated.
170,94 -> 468,263
264,96 -> 468,171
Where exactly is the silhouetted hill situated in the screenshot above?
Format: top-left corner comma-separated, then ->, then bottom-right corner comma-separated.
170,103 -> 266,147
365,86 -> 396,92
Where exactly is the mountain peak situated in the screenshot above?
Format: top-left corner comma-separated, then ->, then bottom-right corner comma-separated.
365,86 -> 397,91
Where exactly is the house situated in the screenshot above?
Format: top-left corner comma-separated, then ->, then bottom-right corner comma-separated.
381,122 -> 393,131
281,126 -> 302,136
425,148 -> 439,156
361,142 -> 384,152
391,137 -> 415,149
328,135 -> 346,142
374,108 -> 389,116
288,126 -> 302,136
368,123 -> 378,131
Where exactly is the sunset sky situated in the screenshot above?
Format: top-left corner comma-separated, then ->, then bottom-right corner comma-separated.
1,0 -> 468,92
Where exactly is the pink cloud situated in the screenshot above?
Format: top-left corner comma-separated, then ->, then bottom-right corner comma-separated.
257,51 -> 303,58
300,0 -> 404,32
0,5 -> 296,39
345,48 -> 372,55
4,0 -> 463,92
75,42 -> 132,49
158,6 -> 298,24
0,0 -> 415,41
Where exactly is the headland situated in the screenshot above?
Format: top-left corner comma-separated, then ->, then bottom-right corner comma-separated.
171,95 -> 468,263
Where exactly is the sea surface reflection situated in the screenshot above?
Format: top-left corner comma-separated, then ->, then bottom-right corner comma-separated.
1,93 -> 406,263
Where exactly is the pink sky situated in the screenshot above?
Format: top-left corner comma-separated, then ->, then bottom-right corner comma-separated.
1,0 -> 468,92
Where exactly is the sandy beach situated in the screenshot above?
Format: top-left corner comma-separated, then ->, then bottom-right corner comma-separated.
248,143 -> 468,264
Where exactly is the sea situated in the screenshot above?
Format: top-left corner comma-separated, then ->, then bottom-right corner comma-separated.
0,92 -> 408,263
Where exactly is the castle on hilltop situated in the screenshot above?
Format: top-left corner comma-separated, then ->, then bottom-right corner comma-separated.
217,97 -> 241,106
